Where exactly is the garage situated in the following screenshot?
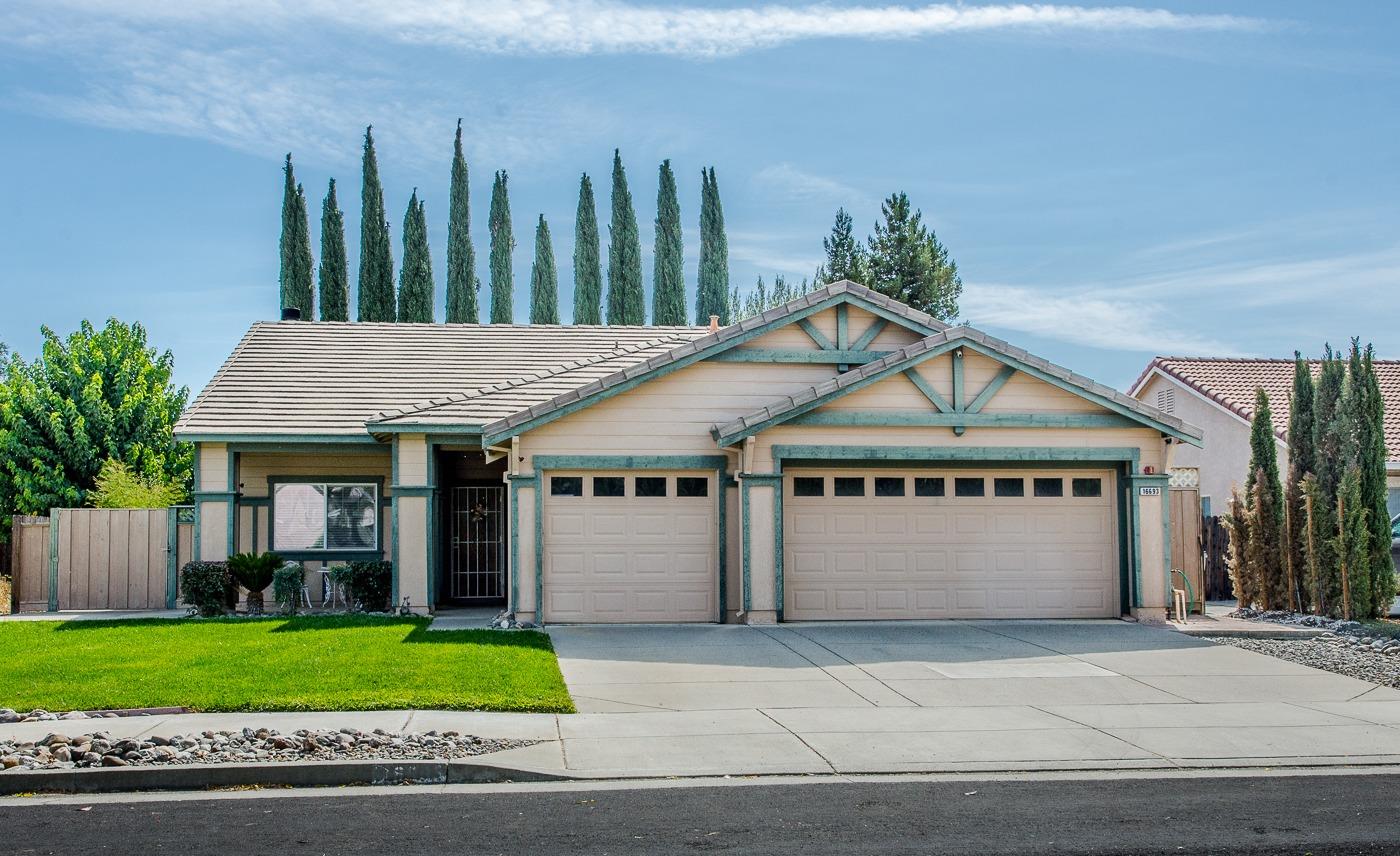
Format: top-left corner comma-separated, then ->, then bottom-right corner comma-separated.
783,468 -> 1118,620
541,471 -> 718,622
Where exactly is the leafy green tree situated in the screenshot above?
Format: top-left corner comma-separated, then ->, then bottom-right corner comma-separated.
530,215 -> 560,324
318,178 -> 349,321
572,174 -> 603,325
446,119 -> 479,324
1359,346 -> 1397,616
607,150 -> 645,325
816,207 -> 868,285
0,320 -> 191,532
1311,345 -> 1347,614
357,127 -> 396,322
696,167 -> 730,325
88,459 -> 186,508
279,154 -> 314,317
488,170 -> 515,323
397,191 -> 435,323
865,192 -> 961,320
1242,389 -> 1287,608
651,160 -> 686,325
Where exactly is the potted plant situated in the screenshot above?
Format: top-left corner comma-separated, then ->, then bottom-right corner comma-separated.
227,551 -> 283,615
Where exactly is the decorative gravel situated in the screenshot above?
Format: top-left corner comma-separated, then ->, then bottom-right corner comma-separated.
0,727 -> 536,772
1203,635 -> 1400,690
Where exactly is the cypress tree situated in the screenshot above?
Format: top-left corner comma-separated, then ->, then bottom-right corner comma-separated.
606,150 -> 644,325
488,170 -> 515,323
397,191 -> 434,323
1283,355 -> 1314,610
279,154 -> 314,317
1311,345 -> 1348,614
816,207 -> 868,285
1359,346 -> 1397,616
572,174 -> 603,324
1334,466 -> 1371,619
1243,389 -> 1287,609
651,160 -> 686,325
445,119 -> 479,323
696,167 -> 731,325
318,178 -> 348,321
356,127 -> 395,322
530,215 -> 560,325
1224,488 -> 1256,610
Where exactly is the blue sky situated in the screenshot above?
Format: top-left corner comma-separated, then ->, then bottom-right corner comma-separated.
1,1 -> 1398,394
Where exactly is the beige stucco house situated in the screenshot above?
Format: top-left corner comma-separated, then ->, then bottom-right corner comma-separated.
1129,357 -> 1400,518
174,281 -> 1201,624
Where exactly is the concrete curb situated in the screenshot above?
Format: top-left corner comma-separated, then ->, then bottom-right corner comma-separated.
1173,626 -> 1330,639
0,757 -> 575,794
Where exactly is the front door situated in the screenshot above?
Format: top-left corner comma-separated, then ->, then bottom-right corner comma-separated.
445,484 -> 506,604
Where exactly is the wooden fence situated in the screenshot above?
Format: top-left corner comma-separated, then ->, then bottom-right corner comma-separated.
1201,514 -> 1233,601
1168,487 -> 1205,613
7,508 -> 193,613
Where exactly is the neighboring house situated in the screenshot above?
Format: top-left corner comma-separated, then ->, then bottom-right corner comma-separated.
174,281 -> 1200,624
1129,357 -> 1400,517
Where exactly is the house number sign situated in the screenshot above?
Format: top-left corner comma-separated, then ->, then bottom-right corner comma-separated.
1138,486 -> 1162,496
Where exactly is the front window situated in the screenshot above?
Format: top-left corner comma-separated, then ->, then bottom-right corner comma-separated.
273,482 -> 378,552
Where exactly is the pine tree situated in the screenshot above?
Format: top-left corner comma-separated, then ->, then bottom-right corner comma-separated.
356,127 -> 396,322
396,191 -> 434,323
651,160 -> 686,325
696,167 -> 730,325
572,174 -> 603,325
488,170 -> 515,324
865,192 -> 961,320
816,207 -> 868,285
318,178 -> 349,321
279,154 -> 314,317
1334,466 -> 1371,619
606,150 -> 644,325
1311,346 -> 1347,614
1284,352 -> 1314,608
445,119 -> 478,324
530,215 -> 559,324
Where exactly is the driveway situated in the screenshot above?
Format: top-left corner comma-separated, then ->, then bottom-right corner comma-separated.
544,620 -> 1400,776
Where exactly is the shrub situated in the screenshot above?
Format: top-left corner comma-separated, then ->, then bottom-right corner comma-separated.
88,458 -> 188,508
228,551 -> 282,615
272,563 -> 304,616
181,561 -> 233,617
343,561 -> 393,612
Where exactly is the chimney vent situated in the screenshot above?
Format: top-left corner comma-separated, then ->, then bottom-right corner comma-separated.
281,307 -> 302,321
708,315 -> 720,333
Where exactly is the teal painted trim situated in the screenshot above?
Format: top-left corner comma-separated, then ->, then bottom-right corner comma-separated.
717,474 -> 728,622
370,425 -> 485,440
532,455 -> 729,471
228,442 -> 389,455
165,506 -> 179,609
796,318 -> 835,350
191,452 -> 202,562
771,444 -> 1143,466
835,304 -> 849,349
951,351 -> 965,437
390,439 -> 400,606
1130,475 -> 1143,609
483,292 -> 938,447
966,365 -> 1017,413
1126,473 -> 1172,484
389,485 -> 437,496
268,475 -> 387,485
851,318 -> 888,351
1118,465 -> 1132,614
239,497 -> 270,507
226,452 -> 237,557
506,475 -> 537,612
708,349 -> 888,364
774,477 -> 784,622
250,501 -> 260,553
740,480 -> 752,612
902,369 -> 953,414
426,444 -> 438,610
534,476 -> 543,623
784,411 -> 1143,429
739,473 -> 783,483
47,508 -> 60,611
178,433 -> 380,445
192,490 -> 237,499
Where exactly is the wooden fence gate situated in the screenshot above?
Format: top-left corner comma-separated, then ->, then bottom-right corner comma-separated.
8,508 -> 193,612
1168,487 -> 1205,613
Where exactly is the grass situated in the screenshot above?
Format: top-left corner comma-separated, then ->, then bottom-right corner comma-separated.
0,615 -> 575,713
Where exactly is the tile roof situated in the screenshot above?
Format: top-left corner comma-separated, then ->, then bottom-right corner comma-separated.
712,326 -> 1203,444
1132,357 -> 1400,460
174,322 -> 709,437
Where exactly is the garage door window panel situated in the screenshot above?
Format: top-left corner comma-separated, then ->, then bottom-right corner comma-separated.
834,477 -> 865,497
994,478 -> 1024,498
1034,478 -> 1064,498
1072,477 -> 1103,498
635,477 -> 667,498
593,476 -> 625,497
793,477 -> 824,497
875,477 -> 905,497
915,477 -> 945,497
551,477 -> 583,497
677,477 -> 708,498
954,477 -> 985,497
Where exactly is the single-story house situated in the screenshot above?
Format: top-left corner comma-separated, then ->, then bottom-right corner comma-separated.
1129,357 -> 1400,518
174,281 -> 1202,624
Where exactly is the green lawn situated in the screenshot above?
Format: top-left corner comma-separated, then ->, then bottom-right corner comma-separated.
0,615 -> 574,713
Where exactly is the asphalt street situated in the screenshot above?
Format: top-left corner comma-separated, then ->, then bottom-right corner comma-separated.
4,773 -> 1400,855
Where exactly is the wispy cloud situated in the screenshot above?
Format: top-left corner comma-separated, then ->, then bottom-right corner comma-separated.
753,163 -> 871,208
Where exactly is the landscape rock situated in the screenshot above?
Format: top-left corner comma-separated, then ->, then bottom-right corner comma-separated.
1206,636 -> 1400,688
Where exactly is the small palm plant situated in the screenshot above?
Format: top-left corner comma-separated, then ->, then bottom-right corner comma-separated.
227,551 -> 283,615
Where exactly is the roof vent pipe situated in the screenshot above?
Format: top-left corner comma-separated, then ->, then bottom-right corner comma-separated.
708,315 -> 720,333
281,307 -> 302,321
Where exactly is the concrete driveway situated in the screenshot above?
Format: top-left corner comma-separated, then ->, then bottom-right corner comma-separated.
544,620 -> 1400,776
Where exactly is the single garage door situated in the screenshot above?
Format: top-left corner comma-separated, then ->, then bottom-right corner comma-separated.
784,469 -> 1118,620
542,471 -> 717,622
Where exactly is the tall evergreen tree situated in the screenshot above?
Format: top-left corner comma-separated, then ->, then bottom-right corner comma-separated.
651,160 -> 686,325
572,174 -> 603,325
1243,389 -> 1287,608
445,119 -> 479,324
397,191 -> 434,323
1359,346 -> 1397,616
1311,346 -> 1348,614
865,192 -> 961,320
1334,466 -> 1371,619
488,171 -> 515,323
318,178 -> 348,321
606,150 -> 645,325
816,207 -> 868,285
529,215 -> 560,324
356,127 -> 396,322
279,154 -> 314,317
1224,488 -> 1256,610
696,167 -> 731,325
1284,353 -> 1315,610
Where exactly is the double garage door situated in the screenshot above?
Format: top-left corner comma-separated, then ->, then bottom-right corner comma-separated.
784,468 -> 1119,620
